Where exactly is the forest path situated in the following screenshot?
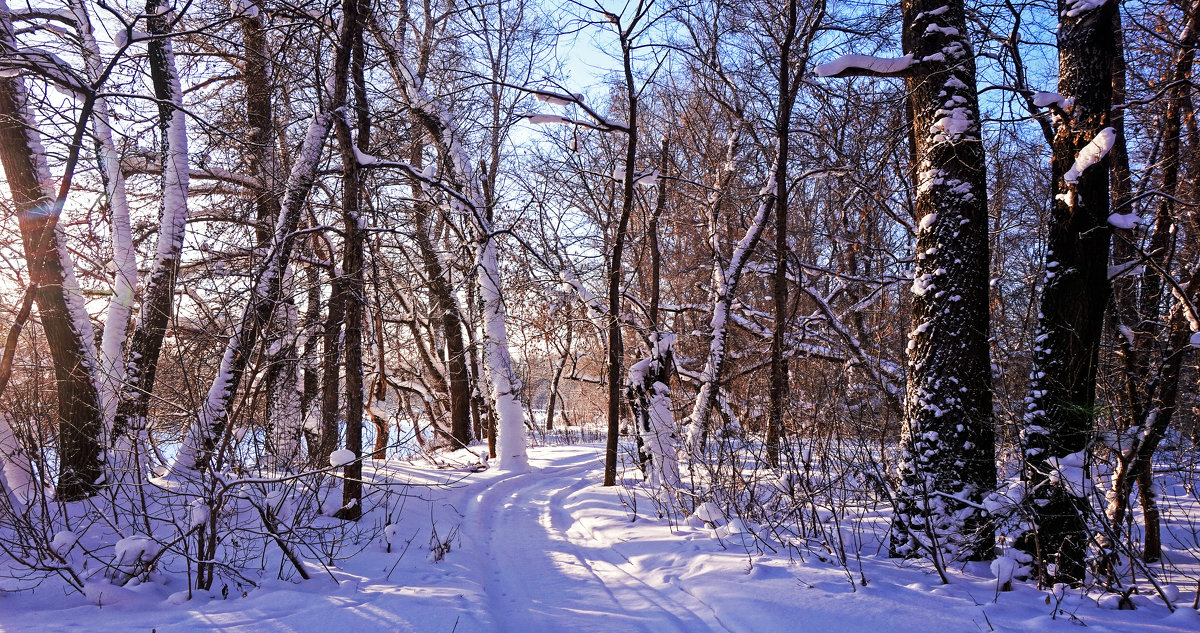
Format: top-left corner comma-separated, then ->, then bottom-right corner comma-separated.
465,447 -> 731,633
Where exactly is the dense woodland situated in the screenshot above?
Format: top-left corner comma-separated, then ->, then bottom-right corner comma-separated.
0,0 -> 1197,602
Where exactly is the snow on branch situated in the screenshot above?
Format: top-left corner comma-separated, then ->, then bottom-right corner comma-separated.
121,154 -> 260,189
815,54 -> 914,78
519,85 -> 627,132
1064,127 -> 1115,184
1,47 -> 89,95
1063,0 -> 1110,18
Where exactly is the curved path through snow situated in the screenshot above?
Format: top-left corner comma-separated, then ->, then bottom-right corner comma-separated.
466,450 -> 730,633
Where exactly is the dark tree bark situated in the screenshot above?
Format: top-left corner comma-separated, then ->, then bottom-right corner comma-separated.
846,0 -> 996,563
240,0 -> 281,246
1017,0 -> 1118,586
319,274 -> 345,463
767,0 -> 811,470
1104,9 -> 1197,567
603,19 -> 641,488
333,0 -> 367,521
301,252 -> 324,463
0,11 -> 102,500
410,198 -> 473,447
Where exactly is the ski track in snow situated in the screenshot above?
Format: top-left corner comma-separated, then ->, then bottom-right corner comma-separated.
468,452 -> 729,633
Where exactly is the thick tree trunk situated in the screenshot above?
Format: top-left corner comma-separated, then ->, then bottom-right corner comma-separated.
767,0 -> 804,470
892,0 -> 995,562
1017,0 -> 1117,586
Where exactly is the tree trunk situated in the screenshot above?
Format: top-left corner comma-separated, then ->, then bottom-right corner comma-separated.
334,0 -> 367,521
111,0 -> 191,455
1017,0 -> 1117,586
0,3 -> 102,500
171,108 -> 334,473
67,0 -> 136,436
891,0 -> 995,563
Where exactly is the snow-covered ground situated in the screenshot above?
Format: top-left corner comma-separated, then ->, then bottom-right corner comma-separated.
1,444 -> 1197,632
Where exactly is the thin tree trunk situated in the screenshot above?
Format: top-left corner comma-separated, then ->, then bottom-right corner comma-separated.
111,0 -> 191,457
67,0 -> 135,435
369,12 -> 527,470
171,108 -> 334,473
334,0 -> 367,520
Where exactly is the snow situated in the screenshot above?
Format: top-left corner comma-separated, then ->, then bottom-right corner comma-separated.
990,553 -> 1029,588
535,92 -> 573,106
1064,0 -> 1108,17
189,501 -> 211,530
0,414 -> 33,506
230,0 -> 260,18
929,106 -> 973,143
3,444 -> 1196,633
692,501 -> 724,523
918,212 -> 937,231
50,530 -> 79,556
1047,451 -> 1089,498
1032,92 -> 1067,109
353,146 -> 379,165
815,54 -> 914,77
1108,212 -> 1143,229
329,449 -> 356,467
1064,127 -> 1116,184
112,535 -> 157,568
635,169 -> 660,188
528,113 -> 569,125
112,29 -> 149,48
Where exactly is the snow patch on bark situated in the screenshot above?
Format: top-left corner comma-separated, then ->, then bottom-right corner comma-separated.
1064,128 -> 1115,184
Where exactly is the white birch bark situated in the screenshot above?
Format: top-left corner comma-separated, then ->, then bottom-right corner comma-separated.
0,414 -> 33,510
68,0 -> 136,432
